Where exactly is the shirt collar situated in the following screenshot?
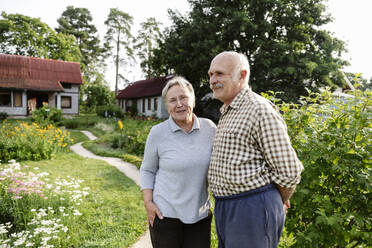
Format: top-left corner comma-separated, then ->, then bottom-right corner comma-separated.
220,86 -> 251,115
169,114 -> 200,133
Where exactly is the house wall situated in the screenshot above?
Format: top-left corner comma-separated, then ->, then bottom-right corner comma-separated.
51,84 -> 80,115
117,96 -> 169,119
159,97 -> 169,119
0,90 -> 27,116
136,96 -> 169,119
1,84 -> 80,117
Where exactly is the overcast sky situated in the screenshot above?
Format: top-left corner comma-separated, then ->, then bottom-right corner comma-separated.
1,0 -> 371,89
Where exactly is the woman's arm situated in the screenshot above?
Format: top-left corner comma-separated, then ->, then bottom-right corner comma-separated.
142,189 -> 163,226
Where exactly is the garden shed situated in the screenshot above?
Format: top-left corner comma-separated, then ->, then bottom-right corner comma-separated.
116,75 -> 174,119
0,54 -> 83,117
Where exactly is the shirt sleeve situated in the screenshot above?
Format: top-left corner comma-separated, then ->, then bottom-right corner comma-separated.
140,127 -> 159,190
257,107 -> 304,188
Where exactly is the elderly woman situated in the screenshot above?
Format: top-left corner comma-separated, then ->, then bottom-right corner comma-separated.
140,76 -> 216,248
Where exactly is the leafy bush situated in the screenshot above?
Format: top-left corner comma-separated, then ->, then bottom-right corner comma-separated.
96,105 -> 124,118
0,121 -> 72,161
264,89 -> 371,247
60,116 -> 101,129
0,112 -> 8,121
121,154 -> 143,169
111,118 -> 159,156
32,103 -> 62,126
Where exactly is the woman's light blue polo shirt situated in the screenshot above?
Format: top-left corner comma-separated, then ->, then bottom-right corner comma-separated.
140,115 -> 216,224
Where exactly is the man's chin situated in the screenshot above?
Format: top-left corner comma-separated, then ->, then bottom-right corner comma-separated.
213,93 -> 223,102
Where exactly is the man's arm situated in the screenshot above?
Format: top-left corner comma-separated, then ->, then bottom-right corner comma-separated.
275,184 -> 296,203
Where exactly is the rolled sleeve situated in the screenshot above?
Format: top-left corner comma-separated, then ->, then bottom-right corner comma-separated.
140,128 -> 159,190
258,110 -> 304,188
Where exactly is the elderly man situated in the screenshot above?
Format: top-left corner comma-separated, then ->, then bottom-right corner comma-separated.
207,51 -> 304,248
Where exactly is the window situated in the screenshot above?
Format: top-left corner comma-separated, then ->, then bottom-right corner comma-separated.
61,96 -> 71,108
0,91 -> 11,106
148,98 -> 151,110
142,98 -> 145,112
154,98 -> 158,111
61,83 -> 72,89
13,91 -> 22,107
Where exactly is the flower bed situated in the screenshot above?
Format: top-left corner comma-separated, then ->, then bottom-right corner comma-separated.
0,160 -> 88,247
0,121 -> 73,162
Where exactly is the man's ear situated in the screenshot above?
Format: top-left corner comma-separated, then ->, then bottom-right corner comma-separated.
240,70 -> 247,81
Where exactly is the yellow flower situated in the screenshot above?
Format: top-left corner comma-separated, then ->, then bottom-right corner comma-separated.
118,120 -> 124,130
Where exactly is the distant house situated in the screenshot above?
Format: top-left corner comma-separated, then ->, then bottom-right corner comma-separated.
116,75 -> 174,119
0,54 -> 83,117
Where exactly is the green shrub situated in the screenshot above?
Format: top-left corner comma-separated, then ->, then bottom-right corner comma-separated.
0,121 -> 72,162
31,103 -> 62,126
0,112 -> 8,121
96,105 -> 124,118
61,118 -> 80,129
264,89 -> 371,247
60,116 -> 102,129
110,118 -> 158,156
121,154 -> 143,169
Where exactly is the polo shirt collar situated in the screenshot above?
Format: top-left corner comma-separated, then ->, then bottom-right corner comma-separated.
169,114 -> 200,133
220,86 -> 251,114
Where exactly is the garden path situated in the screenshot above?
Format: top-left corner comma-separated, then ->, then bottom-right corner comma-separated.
70,131 -> 151,248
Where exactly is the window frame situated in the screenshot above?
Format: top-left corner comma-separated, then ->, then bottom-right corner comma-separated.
148,98 -> 151,110
154,97 -> 158,111
13,91 -> 22,107
61,96 -> 72,109
0,90 -> 11,107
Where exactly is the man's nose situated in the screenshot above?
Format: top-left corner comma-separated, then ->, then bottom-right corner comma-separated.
210,76 -> 216,86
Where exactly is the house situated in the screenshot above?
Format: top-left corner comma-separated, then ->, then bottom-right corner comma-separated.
0,54 -> 83,117
116,75 -> 174,119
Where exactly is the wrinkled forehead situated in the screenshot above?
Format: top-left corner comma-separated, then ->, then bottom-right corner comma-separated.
209,53 -> 237,73
166,84 -> 192,98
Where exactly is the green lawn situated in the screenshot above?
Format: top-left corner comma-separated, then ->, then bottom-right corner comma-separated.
23,152 -> 147,247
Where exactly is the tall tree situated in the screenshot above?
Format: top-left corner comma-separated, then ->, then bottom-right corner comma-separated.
150,0 -> 348,105
104,8 -> 134,96
56,6 -> 104,67
134,17 -> 163,78
0,12 -> 81,62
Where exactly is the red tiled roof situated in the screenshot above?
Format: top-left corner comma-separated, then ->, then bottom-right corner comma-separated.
0,54 -> 83,91
116,75 -> 174,99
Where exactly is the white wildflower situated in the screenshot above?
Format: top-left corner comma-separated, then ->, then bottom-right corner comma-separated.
73,209 -> 82,216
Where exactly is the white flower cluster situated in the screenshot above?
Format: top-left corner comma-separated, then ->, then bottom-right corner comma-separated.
0,160 -> 90,247
50,177 -> 90,205
0,208 -> 69,247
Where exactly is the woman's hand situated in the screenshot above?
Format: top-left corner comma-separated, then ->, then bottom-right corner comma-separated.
144,201 -> 163,227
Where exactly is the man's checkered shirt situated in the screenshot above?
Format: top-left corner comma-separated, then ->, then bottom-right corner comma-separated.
208,87 -> 304,197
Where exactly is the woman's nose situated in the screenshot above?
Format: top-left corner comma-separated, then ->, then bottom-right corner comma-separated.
176,98 -> 183,107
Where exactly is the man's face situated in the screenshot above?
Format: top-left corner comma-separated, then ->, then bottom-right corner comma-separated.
208,54 -> 243,106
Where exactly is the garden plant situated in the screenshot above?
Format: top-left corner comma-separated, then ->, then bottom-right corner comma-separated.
264,88 -> 371,247
0,86 -> 369,247
0,121 -> 72,162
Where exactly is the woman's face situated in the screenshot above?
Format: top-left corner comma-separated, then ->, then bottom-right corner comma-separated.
165,84 -> 194,124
